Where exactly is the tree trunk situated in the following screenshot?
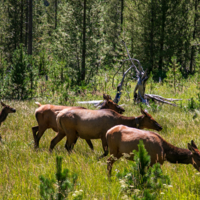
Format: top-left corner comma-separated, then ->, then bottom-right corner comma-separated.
20,0 -> 23,44
121,0 -> 124,30
55,0 -> 57,29
149,0 -> 154,72
190,0 -> 198,73
25,0 -> 28,49
28,0 -> 32,55
158,0 -> 166,77
81,0 -> 86,83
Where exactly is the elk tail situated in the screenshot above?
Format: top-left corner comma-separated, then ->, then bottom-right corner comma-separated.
35,102 -> 42,107
56,113 -> 63,132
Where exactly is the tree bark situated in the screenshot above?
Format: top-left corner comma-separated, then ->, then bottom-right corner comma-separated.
55,0 -> 57,29
158,0 -> 166,77
121,0 -> 124,30
149,0 -> 154,72
190,0 -> 198,73
25,0 -> 28,49
20,0 -> 23,44
28,0 -> 32,55
81,0 -> 86,83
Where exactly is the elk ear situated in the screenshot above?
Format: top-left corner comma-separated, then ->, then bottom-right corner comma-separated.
1,101 -> 6,107
188,143 -> 195,153
191,140 -> 198,149
103,94 -> 109,101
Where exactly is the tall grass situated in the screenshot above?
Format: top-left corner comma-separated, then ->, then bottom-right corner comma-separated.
0,79 -> 200,199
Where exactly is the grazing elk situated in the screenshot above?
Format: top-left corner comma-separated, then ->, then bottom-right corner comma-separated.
50,108 -> 162,158
32,94 -> 125,149
106,125 -> 200,176
0,101 -> 16,140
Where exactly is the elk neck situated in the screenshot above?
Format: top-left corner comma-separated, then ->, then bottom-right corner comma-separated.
117,115 -> 141,128
0,108 -> 9,123
162,139 -> 192,164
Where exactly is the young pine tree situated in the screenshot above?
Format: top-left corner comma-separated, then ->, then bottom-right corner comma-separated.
39,156 -> 78,200
117,140 -> 170,199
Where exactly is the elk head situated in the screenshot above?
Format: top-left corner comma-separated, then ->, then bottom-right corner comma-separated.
188,140 -> 200,172
138,108 -> 162,131
1,101 -> 16,113
100,94 -> 125,114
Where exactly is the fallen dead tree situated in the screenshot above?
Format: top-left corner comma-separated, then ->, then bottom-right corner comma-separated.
112,40 -> 182,106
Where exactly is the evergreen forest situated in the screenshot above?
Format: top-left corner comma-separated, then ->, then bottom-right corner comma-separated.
0,0 -> 200,99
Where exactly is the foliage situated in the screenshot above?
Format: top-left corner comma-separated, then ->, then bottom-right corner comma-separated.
165,57 -> 183,93
10,45 -> 37,99
39,156 -> 78,200
116,140 -> 170,199
0,0 -> 199,99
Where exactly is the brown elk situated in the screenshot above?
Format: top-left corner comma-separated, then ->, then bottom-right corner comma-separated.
106,125 -> 200,176
51,108 -> 162,158
32,94 -> 125,149
100,94 -> 125,114
0,101 -> 16,140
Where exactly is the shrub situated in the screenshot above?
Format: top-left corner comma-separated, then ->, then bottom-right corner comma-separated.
116,140 -> 170,199
39,156 -> 78,200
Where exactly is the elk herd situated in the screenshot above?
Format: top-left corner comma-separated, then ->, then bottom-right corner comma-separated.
0,94 -> 200,178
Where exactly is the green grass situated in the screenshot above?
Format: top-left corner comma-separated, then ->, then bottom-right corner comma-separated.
1,80 -> 200,199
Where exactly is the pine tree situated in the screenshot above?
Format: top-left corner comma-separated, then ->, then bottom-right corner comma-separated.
117,140 -> 170,199
10,45 -> 29,99
39,156 -> 78,200
165,56 -> 182,93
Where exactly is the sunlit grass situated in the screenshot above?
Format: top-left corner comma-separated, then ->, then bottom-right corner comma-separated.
0,79 -> 200,199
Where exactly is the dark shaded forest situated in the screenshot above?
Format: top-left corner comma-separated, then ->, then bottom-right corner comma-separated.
0,0 -> 199,99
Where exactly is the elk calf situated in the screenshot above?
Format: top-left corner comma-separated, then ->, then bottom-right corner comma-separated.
106,125 -> 200,176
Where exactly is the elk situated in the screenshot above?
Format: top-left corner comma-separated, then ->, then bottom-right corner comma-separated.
51,108 -> 162,158
100,94 -> 125,114
0,101 -> 16,140
106,125 -> 200,176
32,94 -> 125,149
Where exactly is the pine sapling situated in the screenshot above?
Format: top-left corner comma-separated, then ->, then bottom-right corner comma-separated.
39,156 -> 78,200
117,140 -> 170,199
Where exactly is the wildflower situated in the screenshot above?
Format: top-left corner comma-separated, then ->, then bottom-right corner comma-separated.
133,189 -> 140,194
121,194 -> 129,200
168,185 -> 173,188
160,192 -> 165,195
122,153 -> 131,158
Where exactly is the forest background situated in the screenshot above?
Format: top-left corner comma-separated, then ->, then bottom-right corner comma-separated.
0,0 -> 200,101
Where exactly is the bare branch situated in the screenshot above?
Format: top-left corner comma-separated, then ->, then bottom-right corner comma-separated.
122,40 -> 140,74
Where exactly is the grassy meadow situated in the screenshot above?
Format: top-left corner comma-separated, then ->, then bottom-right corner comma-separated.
1,78 -> 200,200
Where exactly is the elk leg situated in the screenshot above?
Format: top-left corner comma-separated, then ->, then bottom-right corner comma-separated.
65,134 -> 78,153
98,137 -> 108,160
35,126 -> 47,148
85,139 -> 94,151
49,131 -> 65,152
32,126 -> 39,145
107,156 -> 115,177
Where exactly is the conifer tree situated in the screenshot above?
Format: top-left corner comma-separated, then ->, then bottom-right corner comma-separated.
117,140 -> 170,199
39,156 -> 78,200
